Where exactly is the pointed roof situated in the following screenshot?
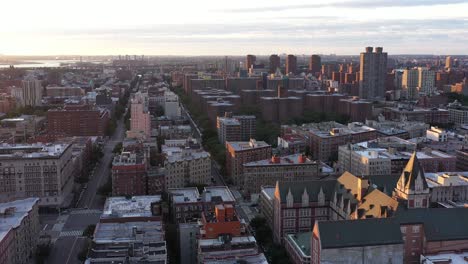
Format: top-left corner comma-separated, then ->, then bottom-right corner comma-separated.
399,152 -> 428,190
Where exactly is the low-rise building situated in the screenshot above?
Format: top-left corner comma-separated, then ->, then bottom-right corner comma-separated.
365,116 -> 428,139
198,204 -> 267,264
426,126 -> 448,142
87,221 -> 167,264
425,172 -> 468,203
448,100 -> 468,125
100,195 -> 162,223
0,198 -> 40,264
382,105 -> 449,124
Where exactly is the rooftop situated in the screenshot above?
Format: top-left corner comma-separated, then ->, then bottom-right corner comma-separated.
243,153 -> 316,167
260,186 -> 276,200
0,143 -> 70,159
422,252 -> 468,264
227,139 -> 270,151
102,196 -> 161,219
164,148 -> 210,163
286,232 -> 312,256
203,186 -> 236,203
424,172 -> 468,188
0,198 -> 39,242
112,151 -> 145,166
168,188 -> 200,204
93,221 -> 165,244
287,122 -> 375,138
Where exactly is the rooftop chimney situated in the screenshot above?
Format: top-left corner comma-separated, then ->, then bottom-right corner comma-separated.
365,47 -> 373,53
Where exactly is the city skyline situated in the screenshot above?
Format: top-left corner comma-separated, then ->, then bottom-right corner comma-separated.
1,0 -> 468,55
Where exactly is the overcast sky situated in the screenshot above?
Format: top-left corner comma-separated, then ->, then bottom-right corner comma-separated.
1,0 -> 468,55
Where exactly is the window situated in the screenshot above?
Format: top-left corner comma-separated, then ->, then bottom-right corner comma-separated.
412,226 -> 420,233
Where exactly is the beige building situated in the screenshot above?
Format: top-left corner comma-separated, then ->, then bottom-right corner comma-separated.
0,143 -> 75,207
402,68 -> 419,100
164,147 -> 211,189
0,198 -> 40,264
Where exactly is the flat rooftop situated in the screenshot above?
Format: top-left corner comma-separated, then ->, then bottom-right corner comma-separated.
199,235 -> 257,247
243,154 -> 316,167
164,148 -> 210,163
422,252 -> 468,264
0,198 -> 39,242
288,122 -> 375,138
227,140 -> 270,151
425,172 -> 468,188
287,232 -> 312,257
0,143 -> 70,159
94,221 -> 164,244
203,186 -> 236,203
102,196 -> 161,219
168,188 -> 200,204
260,186 -> 276,200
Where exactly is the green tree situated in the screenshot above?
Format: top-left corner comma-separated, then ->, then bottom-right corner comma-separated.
82,224 -> 96,238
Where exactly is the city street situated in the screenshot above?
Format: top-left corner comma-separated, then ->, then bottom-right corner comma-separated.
40,116 -> 126,264
76,116 -> 126,209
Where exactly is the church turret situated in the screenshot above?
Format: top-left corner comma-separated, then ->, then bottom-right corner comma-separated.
394,152 -> 430,208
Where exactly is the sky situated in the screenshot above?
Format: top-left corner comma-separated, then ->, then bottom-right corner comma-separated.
1,0 -> 468,55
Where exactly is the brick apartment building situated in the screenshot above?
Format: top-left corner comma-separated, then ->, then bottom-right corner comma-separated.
111,152 -> 147,196
226,139 -> 272,186
47,104 -> 110,136
282,122 -> 377,161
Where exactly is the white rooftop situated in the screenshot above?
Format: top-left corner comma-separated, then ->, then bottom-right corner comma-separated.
168,188 -> 200,204
203,186 -> 236,203
0,198 -> 39,242
102,196 -> 161,219
425,172 -> 468,188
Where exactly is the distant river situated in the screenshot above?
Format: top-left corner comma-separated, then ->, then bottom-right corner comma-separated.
0,59 -> 78,68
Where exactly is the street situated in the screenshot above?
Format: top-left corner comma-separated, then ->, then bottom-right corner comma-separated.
40,116 -> 126,264
76,116 -> 126,209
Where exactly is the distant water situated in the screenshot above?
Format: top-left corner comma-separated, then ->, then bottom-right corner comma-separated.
0,59 -> 78,68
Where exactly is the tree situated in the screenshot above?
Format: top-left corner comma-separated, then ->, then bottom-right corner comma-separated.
112,142 -> 123,154
82,224 -> 96,238
77,239 -> 90,261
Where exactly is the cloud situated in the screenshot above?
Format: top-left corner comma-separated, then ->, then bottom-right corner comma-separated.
222,0 -> 468,13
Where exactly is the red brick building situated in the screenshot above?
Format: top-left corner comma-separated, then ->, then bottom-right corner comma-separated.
226,139 -> 272,186
47,104 -> 110,136
111,152 -> 147,196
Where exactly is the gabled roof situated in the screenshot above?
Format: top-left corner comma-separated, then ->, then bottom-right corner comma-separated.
358,189 -> 398,218
317,218 -> 403,249
337,171 -> 364,200
395,207 -> 468,242
277,180 -> 338,203
366,174 -> 400,196
398,152 -> 428,191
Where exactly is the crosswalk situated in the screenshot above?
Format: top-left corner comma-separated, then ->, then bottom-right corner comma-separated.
59,230 -> 83,237
70,209 -> 102,215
